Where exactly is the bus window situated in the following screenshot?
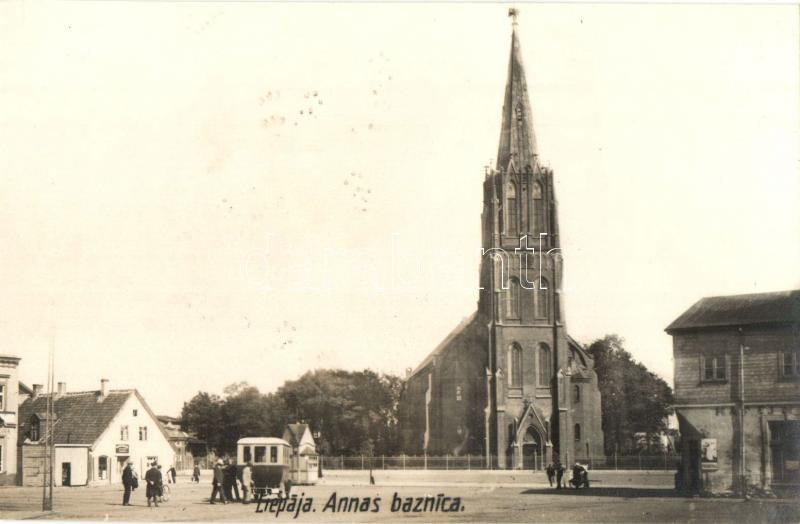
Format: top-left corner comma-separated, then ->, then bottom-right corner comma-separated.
270,446 -> 278,464
254,446 -> 266,463
243,446 -> 252,463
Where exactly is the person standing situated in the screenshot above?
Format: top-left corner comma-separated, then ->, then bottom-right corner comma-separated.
240,461 -> 253,504
167,465 -> 177,484
223,459 -> 241,502
554,460 -> 565,489
122,460 -> 135,506
193,464 -> 201,483
145,462 -> 162,507
210,459 -> 227,504
545,462 -> 556,487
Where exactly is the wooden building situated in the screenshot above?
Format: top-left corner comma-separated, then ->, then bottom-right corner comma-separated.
667,290 -> 800,494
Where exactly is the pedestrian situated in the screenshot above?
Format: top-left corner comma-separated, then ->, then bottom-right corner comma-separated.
210,459 -> 228,504
571,462 -> 589,489
167,465 -> 177,484
193,464 -> 201,483
545,462 -> 555,487
241,461 -> 253,504
554,460 -> 565,489
157,464 -> 165,502
223,458 -> 241,502
145,461 -> 162,507
122,460 -> 135,506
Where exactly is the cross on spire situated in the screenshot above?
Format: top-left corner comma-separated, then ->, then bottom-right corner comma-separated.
508,7 -> 519,26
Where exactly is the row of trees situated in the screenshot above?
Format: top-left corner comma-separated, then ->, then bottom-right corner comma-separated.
180,370 -> 402,456
181,335 -> 673,456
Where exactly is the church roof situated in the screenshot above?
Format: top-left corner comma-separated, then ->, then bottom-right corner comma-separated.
496,14 -> 538,172
666,289 -> 800,333
406,312 -> 481,381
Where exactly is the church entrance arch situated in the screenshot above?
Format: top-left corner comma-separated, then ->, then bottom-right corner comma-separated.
522,426 -> 543,470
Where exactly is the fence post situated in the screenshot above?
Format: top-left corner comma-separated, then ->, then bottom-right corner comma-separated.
402,454 -> 406,471
341,455 -> 344,470
424,453 -> 427,470
382,455 -> 385,470
467,454 -> 471,471
614,451 -> 617,471
664,451 -> 667,471
445,454 -> 448,470
361,455 -> 364,470
638,453 -> 642,470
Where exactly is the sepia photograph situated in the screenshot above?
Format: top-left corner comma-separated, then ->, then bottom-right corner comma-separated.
0,1 -> 798,522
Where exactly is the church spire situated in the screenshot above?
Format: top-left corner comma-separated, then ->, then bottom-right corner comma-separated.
497,8 -> 538,172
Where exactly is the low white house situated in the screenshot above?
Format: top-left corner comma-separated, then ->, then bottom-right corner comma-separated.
282,423 -> 318,485
18,380 -> 174,486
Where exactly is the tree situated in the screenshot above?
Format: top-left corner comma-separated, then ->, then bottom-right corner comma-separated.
587,335 -> 674,454
180,370 -> 402,456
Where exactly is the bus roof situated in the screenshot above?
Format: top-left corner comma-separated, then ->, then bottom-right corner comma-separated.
237,437 -> 290,446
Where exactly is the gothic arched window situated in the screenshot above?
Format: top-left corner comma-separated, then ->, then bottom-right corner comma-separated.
574,423 -> 581,442
532,182 -> 544,234
509,343 -> 523,388
536,278 -> 549,319
573,384 -> 581,403
505,181 -> 518,235
506,277 -> 520,319
538,343 -> 551,386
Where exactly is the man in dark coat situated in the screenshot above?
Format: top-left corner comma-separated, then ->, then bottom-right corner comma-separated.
554,460 -> 565,489
122,460 -> 135,506
545,462 -> 556,487
210,459 -> 228,504
223,459 -> 241,502
145,461 -> 162,507
193,464 -> 201,483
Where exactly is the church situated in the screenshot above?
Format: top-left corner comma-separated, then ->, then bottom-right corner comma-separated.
398,12 -> 604,470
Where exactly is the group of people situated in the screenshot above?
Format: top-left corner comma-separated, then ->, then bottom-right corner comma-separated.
121,460 -> 179,507
545,461 -> 590,489
210,458 -> 254,505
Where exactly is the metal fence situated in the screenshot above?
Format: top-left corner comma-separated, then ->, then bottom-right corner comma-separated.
320,453 -> 680,471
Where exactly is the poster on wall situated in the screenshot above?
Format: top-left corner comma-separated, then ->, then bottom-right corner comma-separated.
701,438 -> 718,463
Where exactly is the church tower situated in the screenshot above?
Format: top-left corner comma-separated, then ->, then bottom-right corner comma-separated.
479,9 -> 583,469
398,9 -> 603,469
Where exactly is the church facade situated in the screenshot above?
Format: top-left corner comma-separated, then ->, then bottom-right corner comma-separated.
398,15 -> 604,469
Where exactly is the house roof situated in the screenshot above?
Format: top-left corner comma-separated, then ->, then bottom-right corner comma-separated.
283,423 -> 310,447
19,389 -> 171,446
666,290 -> 800,333
19,381 -> 34,395
19,390 -> 133,445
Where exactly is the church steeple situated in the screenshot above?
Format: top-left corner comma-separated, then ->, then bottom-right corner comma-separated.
497,8 -> 538,173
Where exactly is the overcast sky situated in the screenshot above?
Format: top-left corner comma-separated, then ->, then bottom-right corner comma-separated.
1,3 -> 798,416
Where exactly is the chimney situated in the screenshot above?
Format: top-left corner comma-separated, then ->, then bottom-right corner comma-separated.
100,379 -> 109,400
57,382 -> 66,398
32,384 -> 43,399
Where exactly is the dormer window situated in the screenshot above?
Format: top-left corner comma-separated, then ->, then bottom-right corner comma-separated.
30,416 -> 40,442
